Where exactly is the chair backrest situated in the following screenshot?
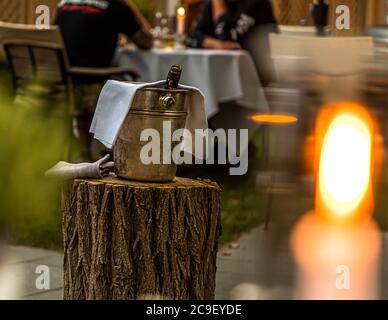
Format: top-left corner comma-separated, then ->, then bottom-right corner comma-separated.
242,23 -> 278,86
0,21 -> 70,86
279,25 -> 317,37
366,26 -> 388,40
366,26 -> 388,51
269,34 -> 374,78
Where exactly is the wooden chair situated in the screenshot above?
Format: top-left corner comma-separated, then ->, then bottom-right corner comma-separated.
279,25 -> 317,36
269,34 -> 374,79
0,21 -> 139,113
366,26 -> 388,52
242,24 -> 278,86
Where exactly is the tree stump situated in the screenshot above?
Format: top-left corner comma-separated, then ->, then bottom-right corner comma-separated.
61,176 -> 222,300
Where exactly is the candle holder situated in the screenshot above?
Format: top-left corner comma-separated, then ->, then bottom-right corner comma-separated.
174,33 -> 186,50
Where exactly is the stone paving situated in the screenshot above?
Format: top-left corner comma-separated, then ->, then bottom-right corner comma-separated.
1,225 -> 387,300
0,245 -> 63,300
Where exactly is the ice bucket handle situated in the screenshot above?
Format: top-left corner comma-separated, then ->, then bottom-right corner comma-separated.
159,93 -> 176,109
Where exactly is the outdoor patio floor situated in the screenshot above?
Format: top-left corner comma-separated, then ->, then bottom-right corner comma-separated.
2,224 -> 388,300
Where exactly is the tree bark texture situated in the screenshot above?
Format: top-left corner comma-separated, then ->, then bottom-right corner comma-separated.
61,176 -> 222,300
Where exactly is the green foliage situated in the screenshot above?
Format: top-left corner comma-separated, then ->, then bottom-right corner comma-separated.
132,0 -> 157,21
0,54 -> 12,99
0,77 -> 69,249
220,185 -> 265,246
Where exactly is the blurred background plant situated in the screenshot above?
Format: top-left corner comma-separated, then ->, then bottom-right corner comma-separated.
0,54 -> 68,250
131,0 -> 157,22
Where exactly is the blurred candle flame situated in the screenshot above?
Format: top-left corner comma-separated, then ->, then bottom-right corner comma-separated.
319,113 -> 371,220
249,113 -> 298,124
176,6 -> 186,35
177,6 -> 186,17
314,102 -> 381,224
291,101 -> 383,300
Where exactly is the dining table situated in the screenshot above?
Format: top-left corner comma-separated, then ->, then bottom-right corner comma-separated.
114,47 -> 269,119
114,47 -> 271,157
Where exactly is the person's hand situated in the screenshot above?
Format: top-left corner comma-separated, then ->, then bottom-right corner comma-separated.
203,37 -> 241,50
219,41 -> 242,50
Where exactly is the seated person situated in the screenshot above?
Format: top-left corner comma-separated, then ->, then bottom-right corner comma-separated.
187,0 -> 277,50
56,0 -> 153,160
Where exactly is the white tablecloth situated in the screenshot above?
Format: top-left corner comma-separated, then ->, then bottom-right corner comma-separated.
114,48 -> 269,119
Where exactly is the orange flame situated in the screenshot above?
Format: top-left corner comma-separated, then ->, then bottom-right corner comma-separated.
291,101 -> 383,300
177,6 -> 186,17
249,113 -> 298,124
313,102 -> 381,224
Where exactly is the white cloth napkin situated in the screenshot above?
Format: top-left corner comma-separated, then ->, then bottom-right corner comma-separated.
45,155 -> 114,180
90,80 -> 208,155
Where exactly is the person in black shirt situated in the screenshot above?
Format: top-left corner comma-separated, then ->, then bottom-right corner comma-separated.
56,0 -> 152,71
187,0 -> 277,50
56,0 -> 153,160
